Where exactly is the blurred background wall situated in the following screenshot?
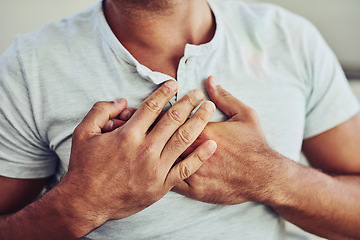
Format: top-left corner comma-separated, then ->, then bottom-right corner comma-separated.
0,0 -> 98,54
1,0 -> 359,78
243,0 -> 360,79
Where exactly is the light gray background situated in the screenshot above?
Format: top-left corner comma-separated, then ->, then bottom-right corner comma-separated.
1,0 -> 359,76
243,0 -> 360,77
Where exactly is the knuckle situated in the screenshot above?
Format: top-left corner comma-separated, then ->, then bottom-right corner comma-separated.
196,110 -> 211,123
218,88 -> 232,99
245,107 -> 258,120
144,98 -> 163,113
90,101 -> 115,115
167,109 -> 183,123
141,142 -> 158,157
176,127 -> 194,145
72,125 -> 88,142
179,162 -> 191,179
193,151 -> 207,163
73,124 -> 82,136
193,102 -> 214,123
92,101 -> 108,111
160,82 -> 174,95
191,113 -> 211,129
72,126 -> 82,141
183,92 -> 198,108
118,128 -> 138,142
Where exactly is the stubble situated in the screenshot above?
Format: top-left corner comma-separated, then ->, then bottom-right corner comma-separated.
110,0 -> 182,17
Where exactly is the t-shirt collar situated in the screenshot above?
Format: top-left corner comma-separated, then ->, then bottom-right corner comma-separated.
95,0 -> 224,84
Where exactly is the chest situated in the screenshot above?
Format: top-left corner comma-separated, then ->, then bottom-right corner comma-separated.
44,75 -> 304,183
33,37 -> 307,180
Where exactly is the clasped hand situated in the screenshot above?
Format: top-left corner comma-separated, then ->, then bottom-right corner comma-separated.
64,81 -> 217,224
116,77 -> 285,206
173,77 -> 283,205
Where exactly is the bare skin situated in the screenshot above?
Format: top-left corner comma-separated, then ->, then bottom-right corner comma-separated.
0,1 -> 217,238
102,1 -> 360,237
0,177 -> 48,214
0,82 -> 217,239
104,0 -> 215,79
175,77 -> 360,239
118,76 -> 360,240
1,0 -> 360,239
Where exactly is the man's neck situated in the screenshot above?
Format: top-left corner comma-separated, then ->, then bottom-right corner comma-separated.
104,0 -> 215,78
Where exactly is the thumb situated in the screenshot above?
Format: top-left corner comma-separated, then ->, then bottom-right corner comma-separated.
206,76 -> 252,121
77,98 -> 128,135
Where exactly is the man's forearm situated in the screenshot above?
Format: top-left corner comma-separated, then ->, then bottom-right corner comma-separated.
0,181 -> 101,240
0,85 -> 217,239
269,158 -> 360,240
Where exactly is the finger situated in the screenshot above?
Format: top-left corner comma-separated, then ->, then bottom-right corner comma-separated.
147,89 -> 204,148
206,76 -> 252,120
76,98 -> 128,134
102,119 -> 127,133
118,108 -> 137,121
161,101 -> 215,167
165,140 -> 217,188
125,81 -> 178,134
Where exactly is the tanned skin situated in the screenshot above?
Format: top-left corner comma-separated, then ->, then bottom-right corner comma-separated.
1,0 -> 360,239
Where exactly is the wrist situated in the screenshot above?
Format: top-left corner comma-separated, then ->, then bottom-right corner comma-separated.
256,149 -> 297,207
48,175 -> 107,238
260,153 -> 324,211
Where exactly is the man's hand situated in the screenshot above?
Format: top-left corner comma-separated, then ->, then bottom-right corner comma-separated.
58,81 -> 217,236
101,77 -> 360,239
172,77 -> 285,205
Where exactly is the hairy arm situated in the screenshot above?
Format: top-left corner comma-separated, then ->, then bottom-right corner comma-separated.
0,176 -> 47,214
0,177 -> 100,239
272,115 -> 360,240
0,82 -> 217,239
174,77 -> 360,240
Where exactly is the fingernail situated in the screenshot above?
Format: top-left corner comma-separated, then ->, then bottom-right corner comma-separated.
116,98 -> 125,104
203,101 -> 215,113
207,140 -> 217,152
210,76 -> 219,87
123,109 -> 133,121
164,80 -> 178,91
194,89 -> 204,101
103,120 -> 113,131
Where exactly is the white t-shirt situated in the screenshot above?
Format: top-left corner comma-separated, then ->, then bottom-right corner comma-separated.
0,0 -> 358,239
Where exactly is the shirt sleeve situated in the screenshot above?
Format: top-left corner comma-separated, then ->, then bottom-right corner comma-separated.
300,20 -> 360,139
0,40 -> 57,179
